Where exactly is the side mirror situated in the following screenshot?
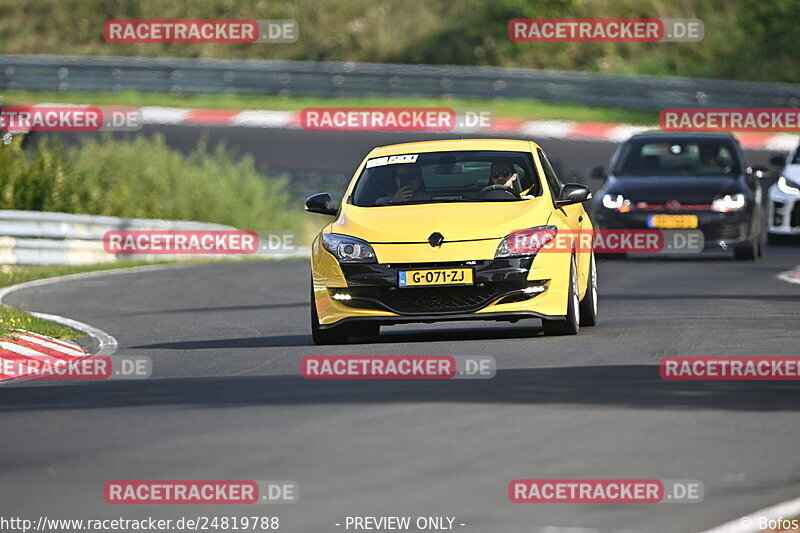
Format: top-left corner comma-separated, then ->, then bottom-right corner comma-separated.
556,183 -> 592,207
769,154 -> 786,168
305,193 -> 337,216
587,165 -> 605,180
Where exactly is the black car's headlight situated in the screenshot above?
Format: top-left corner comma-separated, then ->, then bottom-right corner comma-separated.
322,234 -> 377,263
711,193 -> 746,212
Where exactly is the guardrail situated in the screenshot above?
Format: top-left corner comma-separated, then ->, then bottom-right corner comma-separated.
0,210 -> 235,265
2,54 -> 800,111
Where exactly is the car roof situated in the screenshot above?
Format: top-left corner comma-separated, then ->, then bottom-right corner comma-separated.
627,132 -> 738,143
367,138 -> 539,157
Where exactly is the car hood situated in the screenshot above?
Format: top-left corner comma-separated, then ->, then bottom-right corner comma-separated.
604,175 -> 742,203
330,199 -> 552,243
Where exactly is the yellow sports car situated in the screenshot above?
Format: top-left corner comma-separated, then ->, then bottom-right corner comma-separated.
305,139 -> 597,344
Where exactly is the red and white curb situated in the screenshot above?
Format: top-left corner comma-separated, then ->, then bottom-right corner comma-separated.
778,265 -> 800,286
20,102 -> 800,152
0,330 -> 89,382
0,266 -> 156,387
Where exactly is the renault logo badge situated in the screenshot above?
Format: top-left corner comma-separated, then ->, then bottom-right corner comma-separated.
428,232 -> 444,247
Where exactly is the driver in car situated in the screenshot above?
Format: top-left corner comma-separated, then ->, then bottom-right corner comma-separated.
699,144 -> 723,169
375,165 -> 430,205
489,161 -> 519,189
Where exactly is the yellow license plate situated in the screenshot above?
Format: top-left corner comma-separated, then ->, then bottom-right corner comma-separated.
398,268 -> 473,287
651,214 -> 699,229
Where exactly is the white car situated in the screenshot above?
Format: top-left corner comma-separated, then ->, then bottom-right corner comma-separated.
768,145 -> 800,242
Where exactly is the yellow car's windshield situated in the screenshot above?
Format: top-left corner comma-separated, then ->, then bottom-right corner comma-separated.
350,150 -> 541,207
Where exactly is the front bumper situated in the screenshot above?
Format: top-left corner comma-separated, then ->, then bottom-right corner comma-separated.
312,239 -> 573,327
593,209 -> 754,249
333,258 -> 546,316
768,186 -> 800,235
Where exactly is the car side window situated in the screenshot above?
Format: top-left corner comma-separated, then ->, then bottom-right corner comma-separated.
538,149 -> 563,199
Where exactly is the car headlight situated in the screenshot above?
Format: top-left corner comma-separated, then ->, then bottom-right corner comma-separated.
777,176 -> 800,195
495,226 -> 558,258
321,234 -> 377,263
602,194 -> 632,212
711,193 -> 746,212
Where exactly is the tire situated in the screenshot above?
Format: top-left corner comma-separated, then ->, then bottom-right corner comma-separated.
310,286 -> 350,345
768,233 -> 786,245
542,255 -> 580,336
349,322 -> 380,338
733,238 -> 758,261
579,254 -> 598,327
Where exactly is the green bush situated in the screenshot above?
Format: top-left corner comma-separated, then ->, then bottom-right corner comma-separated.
0,134 -> 304,231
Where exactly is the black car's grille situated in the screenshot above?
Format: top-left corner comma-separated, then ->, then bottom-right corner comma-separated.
703,222 -> 744,241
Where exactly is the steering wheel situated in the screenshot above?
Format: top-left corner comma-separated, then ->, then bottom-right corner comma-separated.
477,184 -> 520,199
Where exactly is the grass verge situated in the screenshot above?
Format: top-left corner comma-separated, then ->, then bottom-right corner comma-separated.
3,90 -> 659,125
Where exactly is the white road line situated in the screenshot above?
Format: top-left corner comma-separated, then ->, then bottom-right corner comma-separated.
702,495 -> 800,533
30,312 -> 117,356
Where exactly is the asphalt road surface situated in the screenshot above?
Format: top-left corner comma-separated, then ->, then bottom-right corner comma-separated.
2,251 -> 800,532
2,128 -> 799,532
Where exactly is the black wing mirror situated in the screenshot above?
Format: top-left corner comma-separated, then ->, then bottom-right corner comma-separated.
769,154 -> 786,168
556,183 -> 592,207
305,193 -> 337,216
587,165 -> 605,180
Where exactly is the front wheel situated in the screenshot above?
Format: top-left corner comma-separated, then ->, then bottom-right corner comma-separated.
768,233 -> 787,245
542,256 -> 580,336
733,238 -> 758,261
579,254 -> 598,327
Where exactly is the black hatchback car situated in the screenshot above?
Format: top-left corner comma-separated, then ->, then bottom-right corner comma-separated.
588,133 -> 764,260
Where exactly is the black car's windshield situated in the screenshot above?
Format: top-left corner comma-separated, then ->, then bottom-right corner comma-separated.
350,150 -> 540,207
613,140 -> 741,176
